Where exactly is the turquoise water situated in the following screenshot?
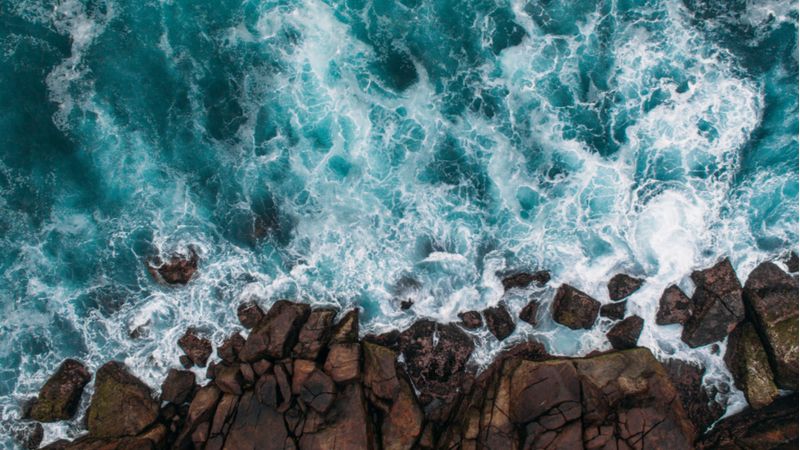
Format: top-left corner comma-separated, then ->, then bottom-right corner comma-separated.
1,0 -> 797,444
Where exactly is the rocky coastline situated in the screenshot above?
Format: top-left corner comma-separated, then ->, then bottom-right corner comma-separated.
12,252 -> 799,449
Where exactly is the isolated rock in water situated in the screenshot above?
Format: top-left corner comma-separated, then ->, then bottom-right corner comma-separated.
606,315 -> 644,350
239,300 -> 310,362
160,369 -> 196,404
551,284 -> 600,329
178,329 -> 213,367
681,258 -> 744,347
697,393 -> 798,450
482,302 -> 515,341
786,251 -> 798,273
663,359 -> 724,434
28,359 -> 91,422
458,310 -> 483,329
742,261 -> 799,390
518,299 -> 539,326
724,321 -> 779,409
330,309 -> 359,344
656,285 -> 692,325
293,307 -> 337,360
501,270 -> 550,290
607,273 -> 644,300
236,301 -> 264,329
400,299 -> 413,310
146,248 -> 198,285
398,320 -> 474,403
599,300 -> 626,320
86,361 -> 159,438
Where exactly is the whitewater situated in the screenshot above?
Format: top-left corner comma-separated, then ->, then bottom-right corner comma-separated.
0,0 -> 797,445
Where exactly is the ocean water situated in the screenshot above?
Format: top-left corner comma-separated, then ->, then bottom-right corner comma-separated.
0,0 -> 797,445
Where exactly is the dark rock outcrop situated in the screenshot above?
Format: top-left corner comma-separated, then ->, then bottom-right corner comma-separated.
86,361 -> 159,438
293,307 -> 337,360
599,300 -> 626,320
501,270 -> 550,290
656,284 -> 692,325
160,369 -> 196,405
330,309 -> 359,344
217,332 -> 246,364
697,393 -> 798,449
178,329 -> 213,368
239,300 -> 311,362
725,321 -> 779,409
146,248 -> 198,285
607,273 -> 644,300
606,315 -> 644,350
742,261 -> 799,390
458,310 -> 483,329
551,284 -> 600,329
28,359 -> 90,422
518,299 -> 539,326
786,251 -> 798,273
237,301 -> 264,329
681,258 -> 744,347
663,359 -> 724,433
482,302 -> 515,340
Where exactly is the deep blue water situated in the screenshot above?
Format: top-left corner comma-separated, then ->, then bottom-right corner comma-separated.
1,0 -> 797,444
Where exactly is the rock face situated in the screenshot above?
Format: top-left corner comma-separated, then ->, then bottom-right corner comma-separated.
178,329 -> 213,367
786,251 -> 798,273
742,261 -> 799,390
697,393 -> 798,450
146,248 -> 198,285
458,310 -> 483,329
663,359 -> 724,433
501,270 -> 551,290
518,299 -> 539,325
293,307 -> 337,359
239,300 -> 311,362
606,315 -> 644,350
237,301 -> 264,329
482,302 -> 515,340
86,362 -> 159,438
681,258 -> 744,347
599,300 -> 626,320
28,359 -> 90,422
552,284 -> 600,329
607,273 -> 644,300
656,285 -> 692,325
724,321 -> 779,409
160,369 -> 196,405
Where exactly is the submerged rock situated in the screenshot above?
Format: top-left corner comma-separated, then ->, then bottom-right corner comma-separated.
607,273 -> 644,300
501,270 -> 550,290
86,362 -> 159,438
178,329 -> 213,368
724,321 -> 779,409
482,302 -> 515,341
742,261 -> 799,390
11,422 -> 43,450
458,310 -> 483,329
239,300 -> 310,362
28,359 -> 91,422
599,300 -> 626,320
606,315 -> 644,350
146,248 -> 198,285
681,258 -> 744,347
656,284 -> 692,325
551,284 -> 600,329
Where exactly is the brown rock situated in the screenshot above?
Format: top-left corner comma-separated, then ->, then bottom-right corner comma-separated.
482,302 -> 515,341
606,315 -> 644,350
292,359 -> 317,394
362,342 -> 400,407
518,300 -> 539,326
663,359 -> 724,433
214,364 -> 243,395
742,261 -> 799,390
323,343 -> 361,383
599,300 -> 626,320
146,248 -> 198,285
86,362 -> 159,438
176,384 -> 221,447
682,258 -> 744,347
725,321 -> 780,409
28,359 -> 91,422
501,270 -> 551,290
225,390 -> 291,450
237,301 -> 264,329
656,285 -> 692,325
551,284 -> 600,329
697,393 -> 798,449
217,333 -> 245,364
330,309 -> 359,344
160,369 -> 196,404
179,355 -> 192,369
178,329 -> 212,367
607,273 -> 644,300
210,393 -> 238,437
12,422 -> 43,450
458,311 -> 483,329
293,308 -> 337,360
299,383 -> 374,450
300,369 -> 337,414
252,359 -> 272,376
382,377 -> 424,450
363,330 -> 401,350
239,300 -> 311,362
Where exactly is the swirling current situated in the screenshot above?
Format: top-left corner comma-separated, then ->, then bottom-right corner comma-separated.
1,0 -> 797,445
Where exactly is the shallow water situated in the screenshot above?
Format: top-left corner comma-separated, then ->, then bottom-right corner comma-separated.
0,0 -> 797,445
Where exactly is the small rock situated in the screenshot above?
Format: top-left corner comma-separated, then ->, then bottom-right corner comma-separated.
400,299 -> 414,310
607,274 -> 644,300
501,270 -> 551,290
482,302 -> 515,341
458,311 -> 483,329
239,300 -> 311,362
519,300 -> 539,326
606,315 -> 644,350
86,361 -> 159,438
682,258 -> 744,348
178,329 -> 213,368
28,359 -> 91,422
160,369 -> 196,404
179,355 -> 192,369
656,285 -> 692,325
293,308 -> 337,360
725,321 -> 779,409
551,284 -> 601,329
146,248 -> 198,285
236,301 -> 264,329
323,343 -> 361,383
599,301 -> 626,320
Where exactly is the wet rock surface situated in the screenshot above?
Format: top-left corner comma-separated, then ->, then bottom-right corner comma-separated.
146,248 -> 199,285
178,329 -> 213,368
482,302 -> 515,340
682,258 -> 745,347
518,299 -> 539,325
606,315 -> 644,350
27,359 -> 90,422
662,359 -> 725,434
552,284 -> 600,329
656,284 -> 692,325
599,300 -> 626,320
607,273 -> 644,300
725,321 -> 779,409
501,270 -> 551,290
457,310 -> 483,329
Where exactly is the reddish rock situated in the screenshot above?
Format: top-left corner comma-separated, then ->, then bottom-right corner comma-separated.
160,369 -> 196,404
697,393 -> 798,449
682,258 -> 744,347
237,301 -> 264,329
663,359 -> 724,433
330,309 -> 359,344
293,308 -> 337,360
458,311 -> 483,329
551,284 -> 600,329
323,343 -> 361,383
292,359 -> 317,394
86,362 -> 159,439
518,300 -> 539,326
214,364 -> 243,395
178,329 -> 213,367
209,393 -> 238,439
382,376 -> 424,450
175,384 -> 221,447
239,300 -> 311,362
607,273 -> 644,300
300,369 -> 337,414
363,329 -> 401,350
28,359 -> 91,422
482,302 -> 515,341
501,270 -> 551,290
146,248 -> 198,285
299,383 -> 374,450
224,390 -> 290,450
599,300 -> 626,320
363,342 -> 400,409
606,315 -> 644,350
217,333 -> 245,364
656,285 -> 692,325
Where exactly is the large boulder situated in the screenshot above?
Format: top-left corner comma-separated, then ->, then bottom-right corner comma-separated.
663,359 -> 724,433
742,261 -> 799,390
178,329 -> 213,367
236,301 -> 264,329
725,321 -> 779,409
681,258 -> 744,348
551,284 -> 600,329
86,362 -> 159,438
599,300 -> 626,320
786,251 -> 798,273
239,300 -> 311,362
482,302 -> 515,341
697,393 -> 798,449
299,383 -> 375,450
518,300 -> 539,326
223,389 -> 290,450
656,285 -> 692,325
606,315 -> 644,350
330,309 -> 359,344
323,343 -> 361,384
293,308 -> 337,360
28,359 -> 91,422
160,369 -> 196,404
607,273 -> 644,300
146,248 -> 198,285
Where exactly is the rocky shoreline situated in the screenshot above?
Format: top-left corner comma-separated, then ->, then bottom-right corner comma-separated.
12,252 -> 799,449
